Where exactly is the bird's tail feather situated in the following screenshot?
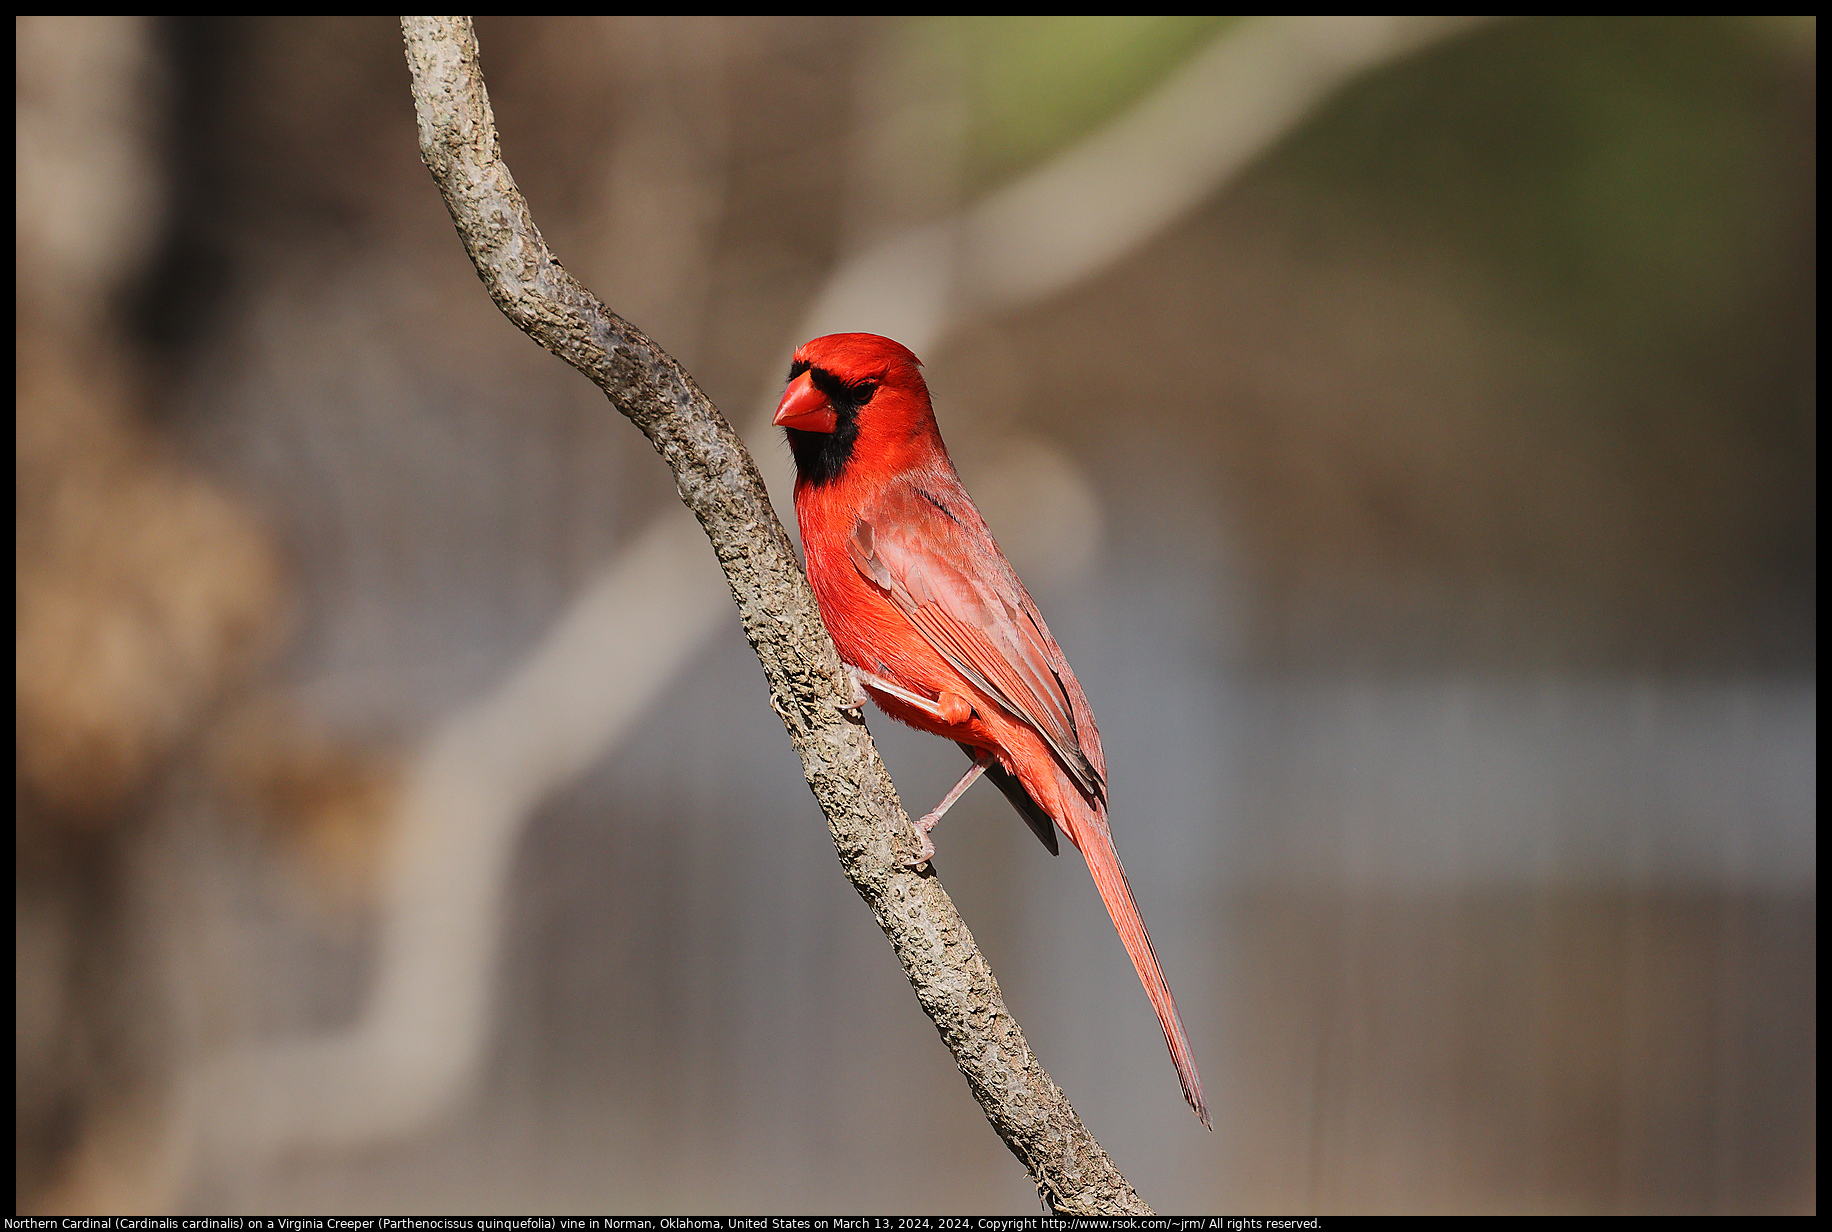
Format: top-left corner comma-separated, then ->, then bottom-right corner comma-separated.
1079,820 -> 1210,1129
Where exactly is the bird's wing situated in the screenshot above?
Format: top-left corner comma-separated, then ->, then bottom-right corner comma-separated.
848,480 -> 1105,802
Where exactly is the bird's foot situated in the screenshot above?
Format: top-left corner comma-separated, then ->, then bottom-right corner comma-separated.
906,811 -> 939,869
902,753 -> 991,868
834,665 -> 872,716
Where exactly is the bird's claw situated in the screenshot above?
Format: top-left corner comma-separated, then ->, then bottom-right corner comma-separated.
833,665 -> 872,718
905,810 -> 939,869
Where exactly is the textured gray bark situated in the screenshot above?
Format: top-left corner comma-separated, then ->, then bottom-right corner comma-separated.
399,16 -> 1149,1216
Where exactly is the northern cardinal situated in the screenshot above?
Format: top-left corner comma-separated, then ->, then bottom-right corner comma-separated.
775,332 -> 1209,1128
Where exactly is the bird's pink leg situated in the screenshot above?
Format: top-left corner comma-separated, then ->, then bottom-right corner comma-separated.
908,752 -> 991,867
841,664 -> 956,724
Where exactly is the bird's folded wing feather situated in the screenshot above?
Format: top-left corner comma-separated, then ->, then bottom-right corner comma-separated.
848,481 -> 1105,802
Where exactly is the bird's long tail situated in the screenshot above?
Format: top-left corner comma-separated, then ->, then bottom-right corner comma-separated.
1075,816 -> 1210,1129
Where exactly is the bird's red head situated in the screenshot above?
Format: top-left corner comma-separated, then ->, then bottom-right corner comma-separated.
775,333 -> 939,488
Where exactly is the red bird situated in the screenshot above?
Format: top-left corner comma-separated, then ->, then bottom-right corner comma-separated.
775,332 -> 1209,1128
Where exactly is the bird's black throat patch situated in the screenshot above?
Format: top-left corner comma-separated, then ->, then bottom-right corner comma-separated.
784,363 -> 873,487
785,420 -> 858,487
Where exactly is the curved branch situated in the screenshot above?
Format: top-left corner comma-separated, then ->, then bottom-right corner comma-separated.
398,15 -> 1147,1215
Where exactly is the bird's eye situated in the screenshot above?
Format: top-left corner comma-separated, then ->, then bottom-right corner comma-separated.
806,368 -> 875,404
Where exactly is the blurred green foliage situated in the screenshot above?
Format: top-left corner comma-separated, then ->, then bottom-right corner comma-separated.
937,15 -> 1811,403
1257,16 -> 1816,660
943,15 -> 1238,191
1265,16 -> 1814,379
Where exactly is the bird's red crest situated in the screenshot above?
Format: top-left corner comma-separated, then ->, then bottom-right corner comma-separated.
790,333 -> 924,386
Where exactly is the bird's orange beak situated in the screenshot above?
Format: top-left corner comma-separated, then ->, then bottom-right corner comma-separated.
772,371 -> 837,433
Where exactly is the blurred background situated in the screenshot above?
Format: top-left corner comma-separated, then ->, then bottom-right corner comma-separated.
15,15 -> 1815,1214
